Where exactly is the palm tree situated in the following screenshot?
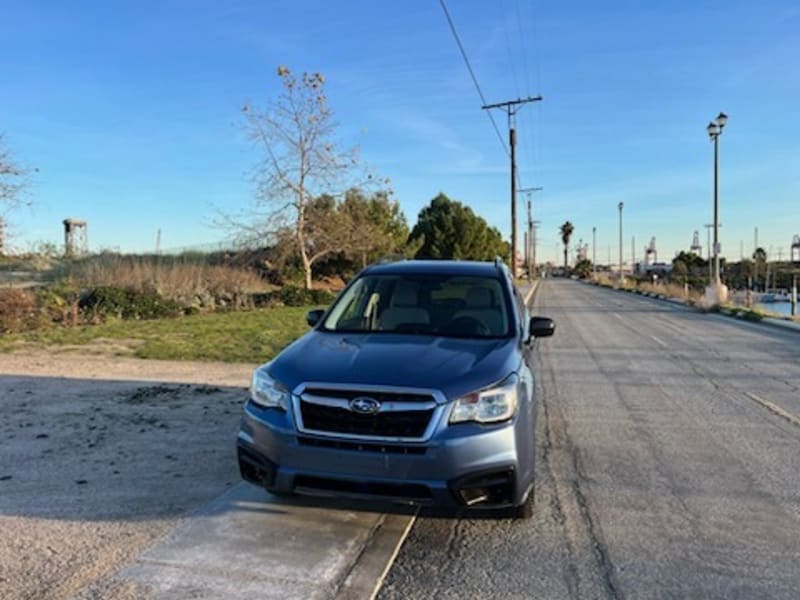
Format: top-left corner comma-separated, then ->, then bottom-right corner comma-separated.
559,221 -> 574,270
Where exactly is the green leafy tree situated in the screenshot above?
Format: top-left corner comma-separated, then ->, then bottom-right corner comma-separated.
559,221 -> 574,269
409,193 -> 507,261
340,189 -> 410,267
671,259 -> 688,281
573,258 -> 592,279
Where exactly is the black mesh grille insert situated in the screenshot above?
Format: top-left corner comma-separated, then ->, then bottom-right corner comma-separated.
299,400 -> 433,438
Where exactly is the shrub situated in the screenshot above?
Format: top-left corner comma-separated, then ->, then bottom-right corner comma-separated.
36,283 -> 80,326
278,285 -> 310,307
276,285 -> 336,307
80,286 -> 183,320
0,288 -> 38,334
310,289 -> 336,305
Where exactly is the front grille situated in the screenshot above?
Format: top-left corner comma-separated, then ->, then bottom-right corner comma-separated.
303,388 -> 433,404
299,400 -> 433,438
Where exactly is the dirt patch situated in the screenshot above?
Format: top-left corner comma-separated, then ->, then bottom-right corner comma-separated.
0,352 -> 256,600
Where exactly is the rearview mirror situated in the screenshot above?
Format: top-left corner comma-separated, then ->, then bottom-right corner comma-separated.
306,309 -> 325,327
529,316 -> 555,339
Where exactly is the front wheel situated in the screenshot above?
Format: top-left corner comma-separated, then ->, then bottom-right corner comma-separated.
507,488 -> 534,519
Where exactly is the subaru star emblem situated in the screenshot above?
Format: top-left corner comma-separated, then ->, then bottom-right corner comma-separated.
349,396 -> 381,415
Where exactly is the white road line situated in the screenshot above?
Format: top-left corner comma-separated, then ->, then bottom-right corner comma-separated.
650,335 -> 667,347
744,392 -> 800,428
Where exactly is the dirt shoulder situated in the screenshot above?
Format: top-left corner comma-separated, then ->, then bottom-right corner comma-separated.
0,351 -> 255,600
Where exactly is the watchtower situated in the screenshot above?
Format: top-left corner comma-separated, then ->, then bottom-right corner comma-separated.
64,218 -> 88,257
690,230 -> 702,255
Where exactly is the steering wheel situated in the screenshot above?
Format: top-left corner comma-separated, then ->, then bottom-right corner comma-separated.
448,316 -> 490,336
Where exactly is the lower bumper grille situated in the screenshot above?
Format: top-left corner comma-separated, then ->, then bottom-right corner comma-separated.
297,436 -> 427,455
294,475 -> 433,500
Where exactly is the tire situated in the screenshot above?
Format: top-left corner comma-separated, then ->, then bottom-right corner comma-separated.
508,487 -> 534,519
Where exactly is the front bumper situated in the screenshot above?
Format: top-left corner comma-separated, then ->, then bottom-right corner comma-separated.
238,399 -> 533,509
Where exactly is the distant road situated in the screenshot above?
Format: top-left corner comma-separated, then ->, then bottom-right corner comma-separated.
381,278 -> 800,599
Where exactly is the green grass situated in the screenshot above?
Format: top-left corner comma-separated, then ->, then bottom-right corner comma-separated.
0,306 -> 315,363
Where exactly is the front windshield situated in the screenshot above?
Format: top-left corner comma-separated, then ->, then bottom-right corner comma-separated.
322,274 -> 512,339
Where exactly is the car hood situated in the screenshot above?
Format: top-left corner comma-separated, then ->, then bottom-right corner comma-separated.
266,331 -> 520,401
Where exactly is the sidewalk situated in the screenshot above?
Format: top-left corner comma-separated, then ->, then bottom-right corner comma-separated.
114,484 -> 415,599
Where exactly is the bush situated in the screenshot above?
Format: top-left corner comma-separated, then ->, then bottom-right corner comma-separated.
80,286 -> 183,320
36,283 -> 80,326
310,288 -> 336,305
275,285 -> 337,307
0,288 -> 38,334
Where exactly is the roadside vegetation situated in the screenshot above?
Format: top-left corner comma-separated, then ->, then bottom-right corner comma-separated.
0,66 -> 526,359
0,305 -> 311,363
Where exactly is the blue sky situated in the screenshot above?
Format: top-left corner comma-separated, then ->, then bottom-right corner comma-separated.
1,0 -> 798,263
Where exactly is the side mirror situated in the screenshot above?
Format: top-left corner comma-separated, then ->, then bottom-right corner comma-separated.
306,309 -> 325,327
529,316 -> 555,339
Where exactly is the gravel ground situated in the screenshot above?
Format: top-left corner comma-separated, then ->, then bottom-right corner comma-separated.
0,351 -> 254,600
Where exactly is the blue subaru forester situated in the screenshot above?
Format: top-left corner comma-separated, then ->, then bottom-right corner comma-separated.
237,259 -> 555,518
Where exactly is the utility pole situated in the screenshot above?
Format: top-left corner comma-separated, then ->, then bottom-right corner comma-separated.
592,226 -> 597,275
632,235 -> 636,275
483,96 -> 543,279
0,217 -> 4,256
518,186 -> 542,281
754,227 -> 759,290
523,231 -> 529,276
618,202 -> 624,282
532,220 -> 540,279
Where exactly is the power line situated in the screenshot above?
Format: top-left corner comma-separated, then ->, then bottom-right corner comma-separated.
438,0 -> 509,156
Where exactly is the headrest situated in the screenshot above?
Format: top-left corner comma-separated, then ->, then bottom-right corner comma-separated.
391,281 -> 420,307
465,286 -> 492,308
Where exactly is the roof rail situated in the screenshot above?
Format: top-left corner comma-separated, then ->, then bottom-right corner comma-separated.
376,254 -> 407,265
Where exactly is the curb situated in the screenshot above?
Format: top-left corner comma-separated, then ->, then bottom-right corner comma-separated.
523,280 -> 540,306
337,512 -> 418,600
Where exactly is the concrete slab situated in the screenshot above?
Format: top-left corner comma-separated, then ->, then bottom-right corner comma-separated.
118,483 -> 415,599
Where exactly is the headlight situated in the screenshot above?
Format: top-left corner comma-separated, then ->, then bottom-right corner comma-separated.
250,368 -> 290,410
449,377 -> 518,424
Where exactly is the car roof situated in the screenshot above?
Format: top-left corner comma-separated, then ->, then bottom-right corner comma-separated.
363,259 -> 507,279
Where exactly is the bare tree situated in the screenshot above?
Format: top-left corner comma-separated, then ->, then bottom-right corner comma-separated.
0,135 -> 32,253
0,135 -> 30,213
240,66 -> 375,289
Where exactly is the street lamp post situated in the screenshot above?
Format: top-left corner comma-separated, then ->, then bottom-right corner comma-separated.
618,202 -> 624,283
592,226 -> 596,275
706,112 -> 729,305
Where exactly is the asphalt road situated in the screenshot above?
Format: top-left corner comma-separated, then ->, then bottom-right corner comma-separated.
380,278 -> 800,599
